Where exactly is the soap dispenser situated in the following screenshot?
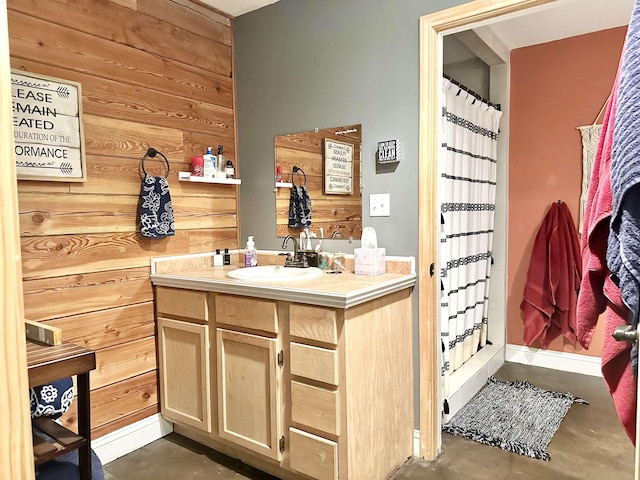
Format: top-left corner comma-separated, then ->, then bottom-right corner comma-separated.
245,236 -> 258,267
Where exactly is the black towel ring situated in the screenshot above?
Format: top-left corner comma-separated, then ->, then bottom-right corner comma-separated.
141,147 -> 170,178
292,166 -> 306,186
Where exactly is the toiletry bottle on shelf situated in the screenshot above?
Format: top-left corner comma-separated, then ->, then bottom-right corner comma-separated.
191,156 -> 204,177
217,145 -> 225,176
275,165 -> 282,183
225,160 -> 234,178
244,236 -> 258,267
225,160 -> 235,178
223,248 -> 231,265
203,146 -> 217,178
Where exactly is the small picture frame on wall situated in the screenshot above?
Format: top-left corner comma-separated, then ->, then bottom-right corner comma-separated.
11,69 -> 87,182
323,138 -> 354,195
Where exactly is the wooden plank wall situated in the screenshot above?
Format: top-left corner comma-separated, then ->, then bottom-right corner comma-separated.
8,0 -> 239,439
275,124 -> 362,240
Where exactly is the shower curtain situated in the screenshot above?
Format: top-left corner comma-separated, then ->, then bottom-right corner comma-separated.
439,78 -> 502,400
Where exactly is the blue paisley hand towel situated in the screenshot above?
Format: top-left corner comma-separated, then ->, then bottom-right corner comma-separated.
138,148 -> 175,238
139,174 -> 175,238
288,185 -> 312,228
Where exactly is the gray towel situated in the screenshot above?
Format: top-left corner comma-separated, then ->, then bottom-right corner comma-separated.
607,0 -> 640,371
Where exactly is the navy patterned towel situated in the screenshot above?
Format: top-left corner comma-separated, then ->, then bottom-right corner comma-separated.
30,377 -> 74,420
288,185 -> 312,228
138,148 -> 175,238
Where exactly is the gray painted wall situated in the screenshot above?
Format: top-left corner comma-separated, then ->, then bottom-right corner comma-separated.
234,0 -> 467,427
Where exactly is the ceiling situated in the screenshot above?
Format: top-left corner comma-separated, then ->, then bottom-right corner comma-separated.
201,0 -> 633,50
199,0 -> 279,18
483,0 -> 634,50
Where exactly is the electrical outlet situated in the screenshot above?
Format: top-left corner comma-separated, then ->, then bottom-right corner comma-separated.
370,193 -> 390,217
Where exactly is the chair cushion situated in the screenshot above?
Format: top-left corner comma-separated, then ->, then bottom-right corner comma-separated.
30,377 -> 74,420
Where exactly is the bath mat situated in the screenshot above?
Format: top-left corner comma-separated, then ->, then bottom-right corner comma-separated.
442,376 -> 588,461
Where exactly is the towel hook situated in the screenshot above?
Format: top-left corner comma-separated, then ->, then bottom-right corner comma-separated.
292,166 -> 306,186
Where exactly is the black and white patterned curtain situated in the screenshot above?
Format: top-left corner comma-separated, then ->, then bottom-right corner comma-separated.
440,78 -> 502,401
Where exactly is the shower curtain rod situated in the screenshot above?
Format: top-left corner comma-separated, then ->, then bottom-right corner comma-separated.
444,74 -> 501,111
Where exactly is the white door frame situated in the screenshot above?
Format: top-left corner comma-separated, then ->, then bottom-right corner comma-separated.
417,0 -> 556,460
0,0 -> 35,477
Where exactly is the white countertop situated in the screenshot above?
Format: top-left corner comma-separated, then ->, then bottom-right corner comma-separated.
150,252 -> 416,309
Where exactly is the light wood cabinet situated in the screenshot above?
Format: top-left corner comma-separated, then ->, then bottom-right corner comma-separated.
216,328 -> 283,460
289,427 -> 338,480
157,317 -> 211,433
286,291 -> 414,480
156,285 -> 414,480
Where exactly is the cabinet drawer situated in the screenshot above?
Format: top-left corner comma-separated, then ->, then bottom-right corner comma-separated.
290,304 -> 338,345
290,342 -> 338,386
215,295 -> 278,334
156,287 -> 209,323
291,381 -> 339,436
289,427 -> 338,480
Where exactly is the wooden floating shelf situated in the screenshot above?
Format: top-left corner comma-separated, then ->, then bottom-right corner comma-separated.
178,172 -> 241,185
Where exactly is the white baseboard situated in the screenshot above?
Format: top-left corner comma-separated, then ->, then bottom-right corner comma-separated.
444,344 -> 504,421
506,344 -> 602,377
94,414 -> 173,465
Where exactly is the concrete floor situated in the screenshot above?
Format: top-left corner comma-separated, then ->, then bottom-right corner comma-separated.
103,362 -> 635,480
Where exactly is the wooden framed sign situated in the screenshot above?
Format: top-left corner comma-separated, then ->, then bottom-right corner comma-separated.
323,138 -> 353,195
11,70 -> 87,182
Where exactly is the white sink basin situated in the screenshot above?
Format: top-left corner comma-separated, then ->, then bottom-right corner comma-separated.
226,265 -> 323,282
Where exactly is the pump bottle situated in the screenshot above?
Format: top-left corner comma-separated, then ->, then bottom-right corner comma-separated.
245,236 -> 258,267
203,146 -> 217,178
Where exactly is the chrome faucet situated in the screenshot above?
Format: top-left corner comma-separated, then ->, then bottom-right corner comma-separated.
282,235 -> 299,258
331,230 -> 353,243
282,235 -> 307,268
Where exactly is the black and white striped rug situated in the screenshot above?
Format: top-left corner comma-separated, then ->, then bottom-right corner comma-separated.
442,376 -> 588,461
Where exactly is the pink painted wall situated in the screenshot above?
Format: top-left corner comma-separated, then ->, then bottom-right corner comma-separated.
508,27 -> 626,357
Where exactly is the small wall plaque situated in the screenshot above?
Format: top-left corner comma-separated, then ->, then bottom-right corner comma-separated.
377,139 -> 401,164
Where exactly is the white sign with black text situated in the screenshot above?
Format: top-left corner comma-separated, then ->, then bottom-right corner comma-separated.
324,139 -> 353,195
11,70 -> 86,182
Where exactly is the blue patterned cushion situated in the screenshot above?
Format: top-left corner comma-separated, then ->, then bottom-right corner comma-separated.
30,377 -> 74,420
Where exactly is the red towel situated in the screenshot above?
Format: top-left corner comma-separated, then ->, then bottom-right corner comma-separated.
576,67 -> 636,444
521,202 -> 581,348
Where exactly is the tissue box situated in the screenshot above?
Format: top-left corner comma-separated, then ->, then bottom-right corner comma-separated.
354,248 -> 386,275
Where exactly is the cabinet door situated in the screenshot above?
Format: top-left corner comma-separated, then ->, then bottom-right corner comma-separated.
217,328 -> 282,461
158,317 -> 211,432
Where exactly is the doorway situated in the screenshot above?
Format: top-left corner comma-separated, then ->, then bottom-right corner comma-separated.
415,0 -> 627,460
418,0 -> 558,460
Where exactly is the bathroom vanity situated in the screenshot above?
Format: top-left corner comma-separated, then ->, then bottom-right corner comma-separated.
150,252 -> 416,480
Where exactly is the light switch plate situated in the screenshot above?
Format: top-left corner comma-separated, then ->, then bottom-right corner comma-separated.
370,193 -> 390,217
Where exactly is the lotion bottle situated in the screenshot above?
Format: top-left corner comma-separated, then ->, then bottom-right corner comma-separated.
244,236 -> 258,267
203,146 -> 217,178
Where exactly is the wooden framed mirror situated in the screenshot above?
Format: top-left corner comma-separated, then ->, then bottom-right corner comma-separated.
274,124 -> 362,239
